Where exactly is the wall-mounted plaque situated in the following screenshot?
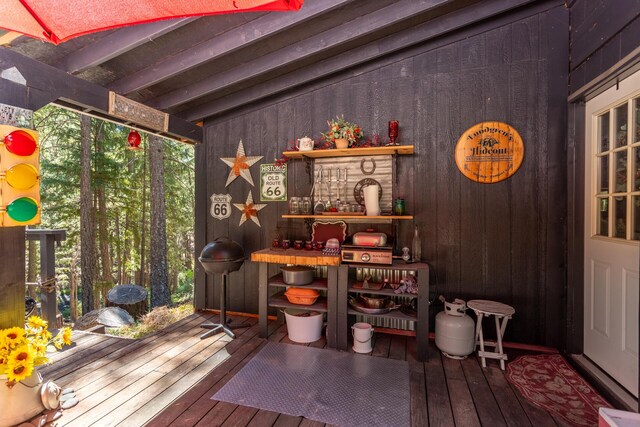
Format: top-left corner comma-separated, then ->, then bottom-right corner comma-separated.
210,193 -> 232,220
259,164 -> 287,202
108,92 -> 168,132
0,103 -> 33,128
455,121 -> 524,183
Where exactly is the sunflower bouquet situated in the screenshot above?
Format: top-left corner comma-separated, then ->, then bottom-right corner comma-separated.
0,316 -> 72,387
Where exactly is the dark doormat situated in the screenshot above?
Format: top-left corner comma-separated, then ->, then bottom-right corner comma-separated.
507,354 -> 612,426
213,342 -> 410,427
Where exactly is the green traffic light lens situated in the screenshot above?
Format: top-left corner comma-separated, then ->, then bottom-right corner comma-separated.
6,197 -> 38,222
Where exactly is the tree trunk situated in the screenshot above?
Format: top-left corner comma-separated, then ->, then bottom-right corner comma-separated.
115,215 -> 121,283
183,234 -> 193,270
139,141 -> 148,288
69,249 -> 79,321
170,268 -> 178,293
149,135 -> 171,308
123,212 -> 131,284
80,114 -> 95,315
92,192 -> 101,310
95,132 -> 113,287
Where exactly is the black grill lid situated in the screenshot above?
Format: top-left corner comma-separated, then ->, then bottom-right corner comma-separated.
199,237 -> 245,263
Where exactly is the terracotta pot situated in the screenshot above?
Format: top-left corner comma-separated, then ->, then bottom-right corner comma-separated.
334,138 -> 349,149
0,370 -> 46,427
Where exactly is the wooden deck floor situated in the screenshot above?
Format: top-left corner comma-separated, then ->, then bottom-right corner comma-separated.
45,312 -> 570,427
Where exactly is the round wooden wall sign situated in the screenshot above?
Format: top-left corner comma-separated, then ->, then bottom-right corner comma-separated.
454,122 -> 524,183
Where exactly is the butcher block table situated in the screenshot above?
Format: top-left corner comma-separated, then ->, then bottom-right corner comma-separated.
251,248 -> 342,348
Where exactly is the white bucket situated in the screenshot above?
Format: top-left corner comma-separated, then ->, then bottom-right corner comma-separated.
352,322 -> 374,353
284,309 -> 323,343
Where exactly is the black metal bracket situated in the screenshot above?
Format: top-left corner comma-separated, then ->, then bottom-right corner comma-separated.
393,153 -> 399,186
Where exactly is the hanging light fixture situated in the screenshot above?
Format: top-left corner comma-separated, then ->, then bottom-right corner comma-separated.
127,129 -> 141,150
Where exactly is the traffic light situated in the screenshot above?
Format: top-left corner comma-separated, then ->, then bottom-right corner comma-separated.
0,125 -> 40,227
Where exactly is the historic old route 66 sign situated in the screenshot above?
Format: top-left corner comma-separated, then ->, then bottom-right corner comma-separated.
210,193 -> 232,220
260,164 -> 287,202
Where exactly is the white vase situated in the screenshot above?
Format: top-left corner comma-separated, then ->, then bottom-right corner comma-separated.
0,370 -> 46,427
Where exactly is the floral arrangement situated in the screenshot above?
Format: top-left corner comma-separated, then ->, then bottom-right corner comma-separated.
0,316 -> 72,387
321,116 -> 364,147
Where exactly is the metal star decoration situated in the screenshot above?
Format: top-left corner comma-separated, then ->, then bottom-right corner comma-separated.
233,192 -> 267,227
220,140 -> 263,187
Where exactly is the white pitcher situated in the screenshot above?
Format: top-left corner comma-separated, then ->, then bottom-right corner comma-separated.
296,137 -> 314,151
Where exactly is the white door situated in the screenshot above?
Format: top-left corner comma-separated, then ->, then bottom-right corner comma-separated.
584,69 -> 640,397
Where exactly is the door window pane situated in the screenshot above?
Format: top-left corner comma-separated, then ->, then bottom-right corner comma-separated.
615,104 -> 628,147
633,196 -> 640,240
613,197 -> 627,238
634,98 -> 640,143
599,112 -> 610,152
593,99 -> 639,241
615,150 -> 628,192
598,155 -> 609,193
597,197 -> 609,236
634,147 -> 640,191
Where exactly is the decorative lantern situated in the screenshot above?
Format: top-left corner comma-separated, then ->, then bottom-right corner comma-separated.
127,130 -> 141,150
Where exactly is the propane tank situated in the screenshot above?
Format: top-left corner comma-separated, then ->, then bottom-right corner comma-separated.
435,296 -> 476,359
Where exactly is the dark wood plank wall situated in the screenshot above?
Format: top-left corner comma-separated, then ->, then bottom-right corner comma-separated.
197,4 -> 569,348
569,0 -> 640,93
0,228 -> 26,328
566,0 -> 640,353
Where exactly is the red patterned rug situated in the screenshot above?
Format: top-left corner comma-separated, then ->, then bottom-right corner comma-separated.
506,354 -> 611,426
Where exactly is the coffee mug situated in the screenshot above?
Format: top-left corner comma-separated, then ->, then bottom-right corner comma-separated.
296,137 -> 314,151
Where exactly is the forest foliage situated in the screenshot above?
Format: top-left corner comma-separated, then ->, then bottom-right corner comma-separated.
31,106 -> 195,320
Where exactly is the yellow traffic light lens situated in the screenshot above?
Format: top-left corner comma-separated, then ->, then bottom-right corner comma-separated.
6,197 -> 38,222
4,130 -> 37,156
6,163 -> 38,190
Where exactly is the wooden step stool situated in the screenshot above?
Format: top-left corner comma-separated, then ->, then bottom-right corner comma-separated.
467,300 -> 515,370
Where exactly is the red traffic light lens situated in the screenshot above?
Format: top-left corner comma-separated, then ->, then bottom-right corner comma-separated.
5,130 -> 37,156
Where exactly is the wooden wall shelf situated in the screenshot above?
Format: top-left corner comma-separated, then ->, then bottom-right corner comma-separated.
283,145 -> 414,159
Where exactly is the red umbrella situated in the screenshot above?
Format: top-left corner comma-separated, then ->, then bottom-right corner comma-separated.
0,0 -> 303,44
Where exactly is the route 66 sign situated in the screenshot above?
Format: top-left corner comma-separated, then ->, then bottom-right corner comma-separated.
260,164 -> 287,202
210,193 -> 232,220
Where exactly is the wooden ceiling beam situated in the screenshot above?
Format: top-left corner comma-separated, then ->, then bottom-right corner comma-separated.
181,0 -> 544,122
108,0 -> 356,95
0,47 -> 202,143
54,18 -> 197,74
148,0 -> 457,111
